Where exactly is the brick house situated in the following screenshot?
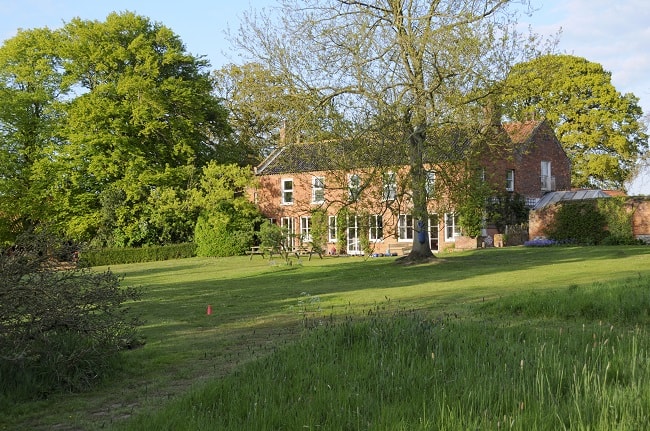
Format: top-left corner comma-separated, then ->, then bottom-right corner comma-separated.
250,120 -> 571,255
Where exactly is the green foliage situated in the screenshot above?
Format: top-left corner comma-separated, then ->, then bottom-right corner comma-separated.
258,221 -> 285,251
0,28 -> 67,243
0,12 -> 234,246
503,54 -> 648,189
213,63 -> 347,162
81,243 -> 196,266
545,198 -> 637,245
336,208 -> 349,254
597,197 -> 636,245
194,212 -> 254,257
0,231 -> 141,400
192,163 -> 262,257
258,221 -> 294,263
310,209 -> 328,255
357,212 -> 372,255
546,200 -> 607,244
485,192 -> 529,234
452,167 -> 494,238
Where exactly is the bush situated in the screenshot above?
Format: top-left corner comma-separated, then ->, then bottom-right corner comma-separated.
0,231 -> 141,400
545,198 -> 638,245
81,243 -> 196,266
545,200 -> 607,245
194,212 -> 255,257
597,198 -> 636,245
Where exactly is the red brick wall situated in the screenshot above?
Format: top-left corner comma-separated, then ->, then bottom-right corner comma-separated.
528,197 -> 650,241
481,121 -> 571,200
250,168 -> 449,254
631,199 -> 650,241
250,121 -> 573,253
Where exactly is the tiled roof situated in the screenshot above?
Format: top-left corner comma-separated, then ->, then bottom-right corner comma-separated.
502,120 -> 543,144
255,121 -> 542,176
255,140 -> 409,175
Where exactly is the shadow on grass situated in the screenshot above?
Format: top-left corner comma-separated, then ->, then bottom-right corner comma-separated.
7,246 -> 649,431
124,245 -> 650,330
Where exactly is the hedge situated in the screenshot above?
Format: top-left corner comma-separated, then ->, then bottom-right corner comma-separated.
80,243 -> 197,266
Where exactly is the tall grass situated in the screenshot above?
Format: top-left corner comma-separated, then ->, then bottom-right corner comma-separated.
5,246 -> 650,430
118,277 -> 650,430
479,275 -> 650,324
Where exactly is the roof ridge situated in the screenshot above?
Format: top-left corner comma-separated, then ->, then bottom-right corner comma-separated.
255,146 -> 285,174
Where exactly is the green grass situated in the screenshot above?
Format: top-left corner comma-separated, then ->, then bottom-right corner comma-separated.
2,245 -> 650,430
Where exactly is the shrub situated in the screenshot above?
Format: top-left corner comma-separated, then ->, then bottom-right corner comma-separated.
194,212 -> 254,257
598,198 -> 636,245
310,210 -> 328,255
545,200 -> 608,245
545,198 -> 638,245
81,243 -> 196,266
0,231 -> 141,400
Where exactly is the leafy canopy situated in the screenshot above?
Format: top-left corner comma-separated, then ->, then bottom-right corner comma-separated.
0,12 -> 235,246
502,54 -> 648,189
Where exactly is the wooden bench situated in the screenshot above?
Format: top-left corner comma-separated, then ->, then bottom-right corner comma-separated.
388,246 -> 411,256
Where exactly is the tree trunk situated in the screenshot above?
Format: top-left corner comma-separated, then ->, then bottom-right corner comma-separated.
405,124 -> 435,261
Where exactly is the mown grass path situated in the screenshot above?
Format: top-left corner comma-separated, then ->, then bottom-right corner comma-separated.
4,245 -> 650,430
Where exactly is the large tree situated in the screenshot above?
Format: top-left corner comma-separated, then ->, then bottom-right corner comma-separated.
0,28 -> 66,242
0,12 -> 233,246
234,0 -> 539,260
213,62 -> 352,162
502,54 -> 648,189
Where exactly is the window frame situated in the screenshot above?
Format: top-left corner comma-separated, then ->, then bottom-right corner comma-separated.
398,214 -> 414,242
281,217 -> 295,250
281,178 -> 294,205
428,213 -> 439,251
300,216 -> 312,243
444,213 -> 461,242
506,169 -> 515,192
369,214 -> 384,241
312,176 -> 325,204
328,215 -> 337,242
347,214 -> 362,255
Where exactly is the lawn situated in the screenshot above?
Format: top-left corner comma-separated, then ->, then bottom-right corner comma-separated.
3,245 -> 650,430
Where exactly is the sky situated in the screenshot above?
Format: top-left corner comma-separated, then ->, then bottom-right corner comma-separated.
1,0 -> 649,192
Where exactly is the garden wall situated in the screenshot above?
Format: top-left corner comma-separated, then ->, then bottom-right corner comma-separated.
529,197 -> 650,243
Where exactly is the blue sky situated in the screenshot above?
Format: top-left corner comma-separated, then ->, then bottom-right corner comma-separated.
1,0 -> 649,192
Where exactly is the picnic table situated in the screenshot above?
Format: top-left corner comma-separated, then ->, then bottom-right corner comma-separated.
248,245 -> 323,261
292,245 -> 323,261
248,246 -> 272,260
